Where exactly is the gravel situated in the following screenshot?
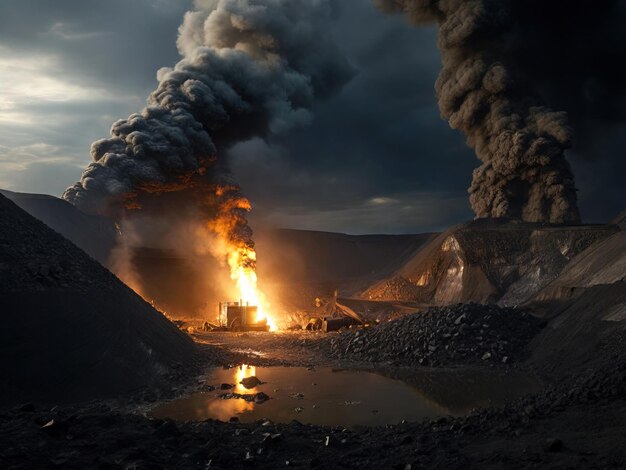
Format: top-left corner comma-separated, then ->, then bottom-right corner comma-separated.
325,303 -> 544,367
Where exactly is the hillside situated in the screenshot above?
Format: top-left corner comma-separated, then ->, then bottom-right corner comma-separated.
362,219 -> 617,306
528,227 -> 626,374
0,194 -> 196,404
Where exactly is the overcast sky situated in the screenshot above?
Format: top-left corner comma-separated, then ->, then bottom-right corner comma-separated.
0,0 -> 623,234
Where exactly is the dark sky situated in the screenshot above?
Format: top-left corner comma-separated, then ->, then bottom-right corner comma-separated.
0,0 -> 623,234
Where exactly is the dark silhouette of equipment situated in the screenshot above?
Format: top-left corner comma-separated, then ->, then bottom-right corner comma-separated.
218,300 -> 269,332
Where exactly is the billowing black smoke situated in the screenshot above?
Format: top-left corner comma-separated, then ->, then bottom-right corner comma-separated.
62,0 -> 353,316
376,0 -> 626,224
63,0 -> 353,221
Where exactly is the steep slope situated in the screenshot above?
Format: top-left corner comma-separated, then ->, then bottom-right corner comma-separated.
0,189 -> 116,266
528,227 -> 626,374
0,194 -> 195,404
533,230 -> 626,303
362,219 -> 616,306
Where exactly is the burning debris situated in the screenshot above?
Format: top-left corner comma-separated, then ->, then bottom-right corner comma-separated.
61,0 -> 353,321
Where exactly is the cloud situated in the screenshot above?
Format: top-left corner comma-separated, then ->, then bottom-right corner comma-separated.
249,190 -> 469,234
0,0 -> 193,94
368,197 -> 398,206
0,0 -> 622,231
0,146 -> 84,196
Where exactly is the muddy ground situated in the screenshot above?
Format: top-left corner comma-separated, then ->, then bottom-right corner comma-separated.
2,321 -> 626,470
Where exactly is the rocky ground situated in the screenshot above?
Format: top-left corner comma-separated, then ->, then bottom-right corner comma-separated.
2,303 -> 625,469
187,304 -> 543,369
2,190 -> 624,468
1,360 -> 625,469
324,303 -> 543,367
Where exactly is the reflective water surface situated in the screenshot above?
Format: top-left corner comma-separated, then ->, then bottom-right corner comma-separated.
150,366 -> 540,427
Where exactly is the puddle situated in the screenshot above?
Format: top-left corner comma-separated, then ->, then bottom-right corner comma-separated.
150,366 -> 540,427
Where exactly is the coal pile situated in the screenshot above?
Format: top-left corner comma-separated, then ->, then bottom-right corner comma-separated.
327,304 -> 544,367
0,194 -> 196,404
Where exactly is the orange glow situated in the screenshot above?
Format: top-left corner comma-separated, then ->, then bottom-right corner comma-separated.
227,246 -> 276,331
206,364 -> 257,420
235,364 -> 257,392
206,184 -> 276,331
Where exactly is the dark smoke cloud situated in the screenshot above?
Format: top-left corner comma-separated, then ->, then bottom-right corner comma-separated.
376,0 -> 626,224
63,0 -> 353,221
506,0 -> 626,155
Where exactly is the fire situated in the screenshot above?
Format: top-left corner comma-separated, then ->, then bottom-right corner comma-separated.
227,245 -> 276,331
204,184 -> 276,331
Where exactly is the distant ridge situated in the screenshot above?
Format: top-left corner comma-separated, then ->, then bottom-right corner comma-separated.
0,189 -> 117,266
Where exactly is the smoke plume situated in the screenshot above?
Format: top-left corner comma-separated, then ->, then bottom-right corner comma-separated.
62,0 -> 352,313
375,0 -> 626,224
65,0 -> 351,212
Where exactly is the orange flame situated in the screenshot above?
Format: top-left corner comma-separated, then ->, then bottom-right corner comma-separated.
206,184 -> 276,331
227,246 -> 276,331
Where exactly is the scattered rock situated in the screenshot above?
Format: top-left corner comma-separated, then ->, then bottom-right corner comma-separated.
254,392 -> 270,404
240,376 -> 264,389
219,391 -> 271,403
324,303 -> 543,367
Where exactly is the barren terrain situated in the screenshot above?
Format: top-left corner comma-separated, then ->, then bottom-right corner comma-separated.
1,191 -> 625,469
2,316 -> 626,469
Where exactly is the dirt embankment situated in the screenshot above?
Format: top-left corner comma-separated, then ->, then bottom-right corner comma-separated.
0,194 -> 196,404
527,227 -> 626,376
363,219 -> 616,306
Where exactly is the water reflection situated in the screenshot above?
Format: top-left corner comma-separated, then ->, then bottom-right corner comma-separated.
235,364 -> 257,392
150,366 -> 540,427
203,364 -> 257,421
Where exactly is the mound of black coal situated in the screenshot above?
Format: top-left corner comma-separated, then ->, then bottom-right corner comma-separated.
327,304 -> 543,367
0,194 -> 196,404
